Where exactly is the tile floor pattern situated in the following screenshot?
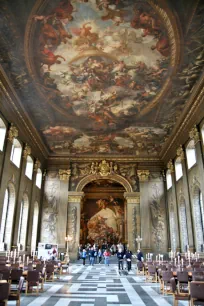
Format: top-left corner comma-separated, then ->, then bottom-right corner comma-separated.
8,263 -> 190,306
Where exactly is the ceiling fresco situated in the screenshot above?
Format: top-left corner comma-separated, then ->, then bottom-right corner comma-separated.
0,0 -> 204,157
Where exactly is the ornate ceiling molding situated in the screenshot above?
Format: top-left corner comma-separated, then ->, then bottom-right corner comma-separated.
0,66 -> 49,160
23,143 -> 32,159
7,123 -> 18,143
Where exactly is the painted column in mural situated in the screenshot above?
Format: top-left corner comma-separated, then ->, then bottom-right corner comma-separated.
124,192 -> 140,252
67,192 -> 84,259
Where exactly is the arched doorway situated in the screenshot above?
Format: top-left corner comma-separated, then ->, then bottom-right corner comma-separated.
67,173 -> 140,258
80,179 -> 126,246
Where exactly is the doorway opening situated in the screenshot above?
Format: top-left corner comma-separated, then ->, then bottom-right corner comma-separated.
80,179 -> 126,246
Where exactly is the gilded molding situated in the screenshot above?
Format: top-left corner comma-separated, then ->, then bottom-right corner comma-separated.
167,159 -> 174,173
59,169 -> 71,181
137,170 -> 150,182
176,145 -> 185,160
34,158 -> 41,171
189,125 -> 200,144
23,143 -> 31,159
124,192 -> 140,204
7,123 -> 18,143
68,192 -> 84,203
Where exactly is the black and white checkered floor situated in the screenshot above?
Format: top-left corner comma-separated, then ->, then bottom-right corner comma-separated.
10,263 -> 189,306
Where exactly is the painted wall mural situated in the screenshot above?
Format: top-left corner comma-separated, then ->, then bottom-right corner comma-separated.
81,196 -> 124,244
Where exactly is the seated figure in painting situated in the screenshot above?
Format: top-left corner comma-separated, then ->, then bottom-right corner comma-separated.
87,198 -> 121,242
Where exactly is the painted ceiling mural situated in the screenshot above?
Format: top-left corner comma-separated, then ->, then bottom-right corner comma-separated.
0,0 -> 204,157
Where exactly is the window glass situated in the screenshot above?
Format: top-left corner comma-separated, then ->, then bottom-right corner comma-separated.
0,118 -> 6,151
25,156 -> 34,180
175,158 -> 183,181
166,170 -> 172,190
10,138 -> 22,168
186,140 -> 196,169
36,169 -> 42,189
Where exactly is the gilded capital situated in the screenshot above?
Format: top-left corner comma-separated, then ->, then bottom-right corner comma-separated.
59,169 -> 71,181
34,159 -> 41,171
23,144 -> 31,159
137,170 -> 150,182
167,159 -> 174,173
189,125 -> 200,144
124,192 -> 140,204
176,145 -> 185,160
8,123 -> 18,143
68,191 -> 84,203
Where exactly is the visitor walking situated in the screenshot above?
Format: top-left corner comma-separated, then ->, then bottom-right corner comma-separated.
137,249 -> 144,262
82,248 -> 87,266
104,249 -> 111,266
125,249 -> 132,271
90,247 -> 95,266
98,248 -> 102,264
117,249 -> 124,270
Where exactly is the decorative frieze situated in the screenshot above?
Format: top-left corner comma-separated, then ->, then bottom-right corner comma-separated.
8,123 -> 18,143
23,144 -> 31,159
176,145 -> 185,160
137,170 -> 150,182
68,192 -> 84,203
167,159 -> 174,173
189,125 -> 200,144
89,160 -> 118,176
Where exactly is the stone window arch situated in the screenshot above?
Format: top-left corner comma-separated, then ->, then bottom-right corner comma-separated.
25,156 -> 34,180
175,157 -> 183,181
186,140 -> 196,169
0,117 -> 7,151
169,203 -> 177,251
10,138 -> 22,168
179,197 -> 188,252
0,183 -> 16,250
17,193 -> 29,251
31,201 -> 39,252
192,186 -> 204,251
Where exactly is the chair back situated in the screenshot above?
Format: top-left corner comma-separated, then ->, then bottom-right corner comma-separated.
46,264 -> 54,273
190,282 -> 204,300
170,277 -> 177,293
192,272 -> 204,281
18,276 -> 24,292
10,269 -> 23,281
148,266 -> 156,273
36,264 -> 44,273
0,270 -> 10,281
177,271 -> 189,282
0,282 -> 10,300
162,271 -> 173,281
27,270 -> 40,282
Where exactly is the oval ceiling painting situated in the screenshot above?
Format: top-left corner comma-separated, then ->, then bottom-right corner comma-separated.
25,0 -> 180,155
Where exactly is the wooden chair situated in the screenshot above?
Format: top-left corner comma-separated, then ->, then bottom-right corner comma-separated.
170,277 -> 191,306
26,271 -> 40,295
0,282 -> 10,306
162,271 -> 173,294
45,264 -> 55,282
177,271 -> 190,294
146,265 -> 157,283
8,276 -> 24,306
190,281 -> 204,305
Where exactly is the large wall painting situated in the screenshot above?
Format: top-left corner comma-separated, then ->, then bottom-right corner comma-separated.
81,196 -> 124,244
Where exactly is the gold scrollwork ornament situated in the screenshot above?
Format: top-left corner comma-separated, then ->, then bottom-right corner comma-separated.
8,123 -> 18,143
176,145 -> 185,160
23,144 -> 31,159
59,169 -> 71,181
167,159 -> 174,173
34,159 -> 41,172
137,170 -> 150,182
189,125 -> 200,144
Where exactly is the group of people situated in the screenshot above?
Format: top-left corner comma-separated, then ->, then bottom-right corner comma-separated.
78,242 -> 144,272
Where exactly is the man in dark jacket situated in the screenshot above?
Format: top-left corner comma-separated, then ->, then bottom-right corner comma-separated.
125,249 -> 132,271
117,250 -> 124,270
137,249 -> 144,262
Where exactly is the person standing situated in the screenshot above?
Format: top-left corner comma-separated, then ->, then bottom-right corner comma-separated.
82,248 -> 87,266
137,249 -> 144,262
98,248 -> 102,264
90,247 -> 95,266
117,249 -> 124,270
104,249 -> 111,266
125,249 -> 132,271
94,249 -> 98,264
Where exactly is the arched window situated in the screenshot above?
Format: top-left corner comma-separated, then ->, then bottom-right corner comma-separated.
186,140 -> 196,169
17,194 -> 29,251
166,170 -> 172,190
36,168 -> 42,189
25,156 -> 34,180
0,183 -> 16,250
169,203 -> 177,251
0,118 -> 7,151
10,138 -> 22,168
175,157 -> 183,181
192,186 -> 204,252
179,197 -> 188,252
31,202 -> 39,252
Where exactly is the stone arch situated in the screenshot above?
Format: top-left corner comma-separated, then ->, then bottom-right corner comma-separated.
192,185 -> 204,251
18,193 -> 29,250
76,173 -> 133,193
179,196 -> 188,252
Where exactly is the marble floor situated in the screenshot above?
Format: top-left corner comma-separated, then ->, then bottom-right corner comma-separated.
8,262 -> 190,306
